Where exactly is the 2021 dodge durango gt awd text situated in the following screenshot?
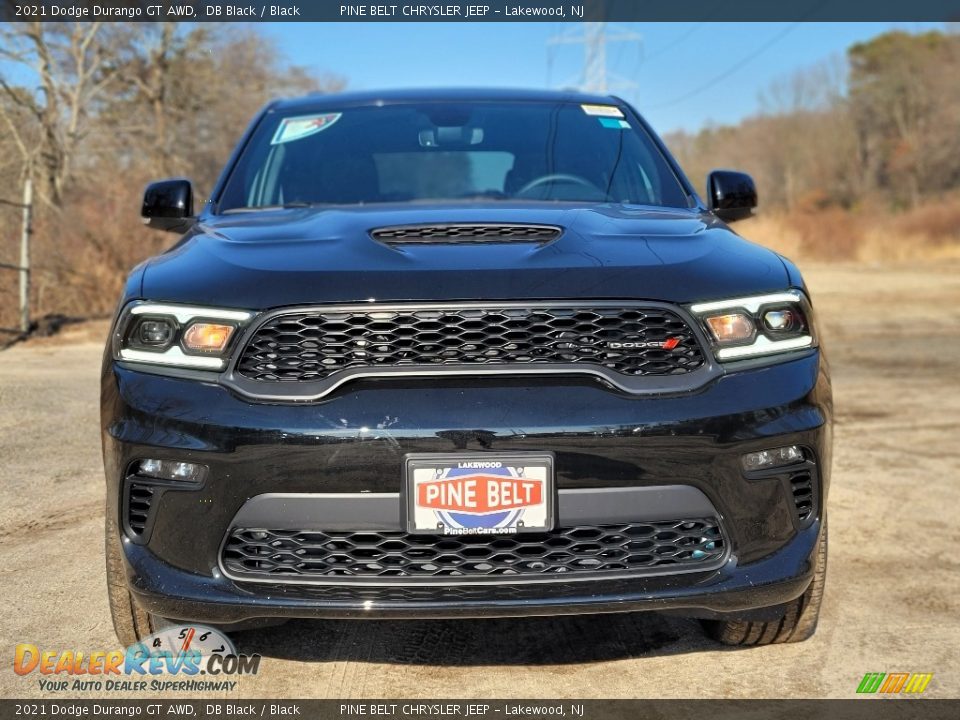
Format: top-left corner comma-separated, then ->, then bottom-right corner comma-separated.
102,89 -> 832,648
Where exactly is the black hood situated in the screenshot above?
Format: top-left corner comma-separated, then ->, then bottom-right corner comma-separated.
139,203 -> 789,309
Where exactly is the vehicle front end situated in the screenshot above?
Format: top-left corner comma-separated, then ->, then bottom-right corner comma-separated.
102,90 -> 831,646
103,282 -> 830,627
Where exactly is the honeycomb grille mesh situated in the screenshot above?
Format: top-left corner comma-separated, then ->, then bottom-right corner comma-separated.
371,224 -> 561,243
236,305 -> 705,382
222,520 -> 725,581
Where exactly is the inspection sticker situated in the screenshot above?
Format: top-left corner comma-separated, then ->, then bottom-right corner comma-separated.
598,117 -> 631,129
271,113 -> 342,145
581,104 -> 624,117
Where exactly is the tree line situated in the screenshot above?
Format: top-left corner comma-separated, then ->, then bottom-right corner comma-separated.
0,22 -> 343,330
666,29 -> 960,214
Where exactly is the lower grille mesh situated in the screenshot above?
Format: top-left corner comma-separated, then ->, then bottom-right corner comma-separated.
222,519 -> 725,582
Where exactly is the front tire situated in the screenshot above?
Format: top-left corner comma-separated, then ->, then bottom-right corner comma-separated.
702,521 -> 827,646
105,506 -> 156,646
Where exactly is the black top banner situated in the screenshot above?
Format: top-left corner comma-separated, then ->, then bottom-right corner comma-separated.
2,0 -> 960,22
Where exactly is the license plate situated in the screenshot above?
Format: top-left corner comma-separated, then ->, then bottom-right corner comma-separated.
405,453 -> 555,535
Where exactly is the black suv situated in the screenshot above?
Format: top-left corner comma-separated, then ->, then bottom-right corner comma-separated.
102,89 -> 831,647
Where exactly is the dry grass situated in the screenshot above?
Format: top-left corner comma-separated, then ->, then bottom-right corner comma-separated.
0,174 -> 169,335
738,196 -> 960,263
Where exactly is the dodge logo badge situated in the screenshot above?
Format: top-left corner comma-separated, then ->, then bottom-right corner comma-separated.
609,337 -> 682,350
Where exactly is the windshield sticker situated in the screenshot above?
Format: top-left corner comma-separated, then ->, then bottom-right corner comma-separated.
598,117 -> 631,129
581,104 -> 624,117
271,113 -> 342,145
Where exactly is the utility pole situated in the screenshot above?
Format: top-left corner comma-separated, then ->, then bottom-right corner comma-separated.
0,176 -> 34,335
584,23 -> 608,93
548,22 -> 642,95
20,176 -> 32,334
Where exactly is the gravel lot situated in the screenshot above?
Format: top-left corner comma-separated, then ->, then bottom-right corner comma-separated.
1,261 -> 958,699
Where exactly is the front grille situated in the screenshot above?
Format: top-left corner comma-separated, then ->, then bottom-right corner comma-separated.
236,305 -> 705,383
221,519 -> 725,582
126,483 -> 156,536
371,224 -> 561,244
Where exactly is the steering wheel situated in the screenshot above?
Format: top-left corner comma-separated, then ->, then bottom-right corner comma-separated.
516,173 -> 601,196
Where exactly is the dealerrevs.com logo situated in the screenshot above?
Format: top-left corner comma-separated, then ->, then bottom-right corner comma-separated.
14,625 -> 260,693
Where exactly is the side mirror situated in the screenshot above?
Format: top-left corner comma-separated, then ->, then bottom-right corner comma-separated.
707,170 -> 757,223
142,179 -> 195,233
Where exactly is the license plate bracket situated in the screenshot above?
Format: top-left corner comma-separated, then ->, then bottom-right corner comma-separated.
404,453 -> 555,536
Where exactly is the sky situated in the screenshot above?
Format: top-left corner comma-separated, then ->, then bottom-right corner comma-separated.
259,21 -> 943,134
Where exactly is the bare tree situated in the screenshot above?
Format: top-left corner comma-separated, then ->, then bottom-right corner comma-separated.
849,31 -> 960,207
98,23 -> 345,188
0,21 -> 346,329
112,23 -> 180,177
0,22 -> 126,207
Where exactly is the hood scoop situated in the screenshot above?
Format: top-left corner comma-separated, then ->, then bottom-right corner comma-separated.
370,223 -> 562,245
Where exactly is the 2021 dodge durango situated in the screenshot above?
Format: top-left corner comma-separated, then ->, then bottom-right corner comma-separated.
102,88 -> 831,647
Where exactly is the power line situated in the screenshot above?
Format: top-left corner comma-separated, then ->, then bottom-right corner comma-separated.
642,23 -> 706,65
646,22 -> 803,110
548,22 -> 643,94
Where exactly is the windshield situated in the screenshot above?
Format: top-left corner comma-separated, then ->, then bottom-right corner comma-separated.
217,101 -> 692,211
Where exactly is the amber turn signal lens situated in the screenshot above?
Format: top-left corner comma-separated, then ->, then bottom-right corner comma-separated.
704,313 -> 755,344
182,322 -> 235,353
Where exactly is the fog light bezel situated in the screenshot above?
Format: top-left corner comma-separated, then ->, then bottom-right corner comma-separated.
740,445 -> 806,473
133,458 -> 208,484
123,461 -> 207,544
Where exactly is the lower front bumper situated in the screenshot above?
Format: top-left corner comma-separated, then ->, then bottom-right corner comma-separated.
105,349 -> 832,624
126,519 -> 822,624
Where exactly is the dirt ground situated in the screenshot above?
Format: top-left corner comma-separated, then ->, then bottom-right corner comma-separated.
1,261 -> 958,699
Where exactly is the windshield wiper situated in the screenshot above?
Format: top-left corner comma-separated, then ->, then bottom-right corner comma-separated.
221,202 -> 329,214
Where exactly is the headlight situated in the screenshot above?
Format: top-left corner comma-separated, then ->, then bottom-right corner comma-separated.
689,291 -> 816,361
113,302 -> 253,370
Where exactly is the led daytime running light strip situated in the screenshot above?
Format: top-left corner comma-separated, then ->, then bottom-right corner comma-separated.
715,334 -> 813,360
690,291 -> 804,314
129,303 -> 252,323
119,346 -> 226,369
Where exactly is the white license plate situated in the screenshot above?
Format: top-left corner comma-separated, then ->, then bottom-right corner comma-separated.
405,453 -> 555,535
